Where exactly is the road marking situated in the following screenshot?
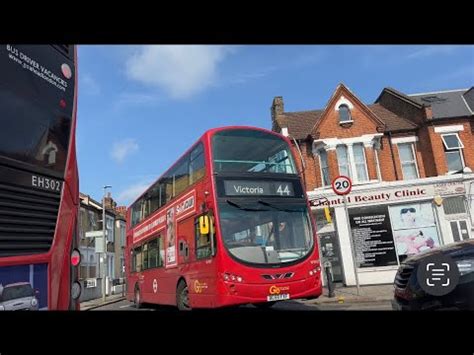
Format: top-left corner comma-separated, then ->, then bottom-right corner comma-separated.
119,304 -> 131,309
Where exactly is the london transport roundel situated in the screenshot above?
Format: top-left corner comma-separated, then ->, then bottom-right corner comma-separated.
331,175 -> 352,196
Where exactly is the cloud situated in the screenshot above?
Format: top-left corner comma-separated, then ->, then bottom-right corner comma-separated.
117,180 -> 152,205
80,73 -> 101,95
111,138 -> 139,164
226,65 -> 278,85
125,45 -> 235,99
405,45 -> 460,60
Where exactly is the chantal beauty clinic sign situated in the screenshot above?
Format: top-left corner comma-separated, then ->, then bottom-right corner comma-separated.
311,181 -> 465,208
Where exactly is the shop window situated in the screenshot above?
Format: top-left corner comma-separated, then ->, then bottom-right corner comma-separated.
389,202 -> 440,263
443,196 -> 467,215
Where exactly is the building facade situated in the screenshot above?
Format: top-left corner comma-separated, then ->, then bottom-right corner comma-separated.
271,84 -> 474,286
78,192 -> 127,300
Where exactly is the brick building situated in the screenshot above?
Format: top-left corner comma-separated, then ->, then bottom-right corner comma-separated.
271,84 -> 474,286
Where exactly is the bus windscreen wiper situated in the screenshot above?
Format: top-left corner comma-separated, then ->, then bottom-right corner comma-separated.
226,199 -> 267,211
257,200 -> 295,212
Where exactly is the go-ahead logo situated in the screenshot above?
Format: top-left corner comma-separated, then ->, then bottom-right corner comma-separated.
194,280 -> 208,293
269,285 -> 289,295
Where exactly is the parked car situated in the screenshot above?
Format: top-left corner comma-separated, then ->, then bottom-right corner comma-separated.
0,282 -> 39,311
392,239 -> 474,310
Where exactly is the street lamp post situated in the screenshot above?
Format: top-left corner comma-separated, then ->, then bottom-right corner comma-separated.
102,185 -> 112,302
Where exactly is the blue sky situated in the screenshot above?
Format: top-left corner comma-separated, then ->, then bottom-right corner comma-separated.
77,45 -> 474,205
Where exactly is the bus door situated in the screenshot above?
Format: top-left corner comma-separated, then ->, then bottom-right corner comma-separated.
177,216 -> 194,267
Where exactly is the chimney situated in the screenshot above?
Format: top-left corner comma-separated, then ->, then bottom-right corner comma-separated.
271,96 -> 284,132
115,206 -> 127,219
103,193 -> 117,210
424,105 -> 433,120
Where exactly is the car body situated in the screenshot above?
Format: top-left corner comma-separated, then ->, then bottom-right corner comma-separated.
0,282 -> 39,311
392,239 -> 474,310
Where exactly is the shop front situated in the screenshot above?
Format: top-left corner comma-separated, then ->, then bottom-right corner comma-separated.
310,174 -> 474,286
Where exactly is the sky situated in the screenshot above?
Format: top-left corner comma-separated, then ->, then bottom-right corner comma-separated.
76,45 -> 474,206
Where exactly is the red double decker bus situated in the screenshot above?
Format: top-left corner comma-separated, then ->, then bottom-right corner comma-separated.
0,45 -> 81,310
126,127 -> 322,310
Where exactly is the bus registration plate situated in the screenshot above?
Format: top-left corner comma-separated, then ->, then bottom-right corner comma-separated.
267,294 -> 290,302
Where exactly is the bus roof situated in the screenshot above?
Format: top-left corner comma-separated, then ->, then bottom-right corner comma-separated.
127,125 -> 289,209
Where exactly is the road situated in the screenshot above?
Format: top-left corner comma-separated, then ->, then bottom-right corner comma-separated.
91,299 -> 393,311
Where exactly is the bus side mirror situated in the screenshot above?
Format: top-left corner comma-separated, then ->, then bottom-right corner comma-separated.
199,216 -> 210,235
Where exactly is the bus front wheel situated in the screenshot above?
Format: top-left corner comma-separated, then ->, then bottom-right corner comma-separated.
176,281 -> 191,311
134,285 -> 142,309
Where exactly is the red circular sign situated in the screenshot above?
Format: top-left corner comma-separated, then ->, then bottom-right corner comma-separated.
331,175 -> 352,195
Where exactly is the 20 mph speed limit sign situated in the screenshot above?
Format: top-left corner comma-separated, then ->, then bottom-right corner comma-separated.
331,175 -> 352,195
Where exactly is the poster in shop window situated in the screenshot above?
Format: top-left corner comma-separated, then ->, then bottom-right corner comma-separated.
388,203 -> 440,261
349,205 -> 398,268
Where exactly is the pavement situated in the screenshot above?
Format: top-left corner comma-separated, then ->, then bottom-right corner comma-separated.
81,284 -> 395,310
80,293 -> 126,311
306,284 -> 394,304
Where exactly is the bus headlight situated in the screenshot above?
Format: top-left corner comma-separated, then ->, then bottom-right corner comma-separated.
223,273 -> 244,283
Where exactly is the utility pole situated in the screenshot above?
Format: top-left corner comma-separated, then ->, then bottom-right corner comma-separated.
102,185 -> 112,302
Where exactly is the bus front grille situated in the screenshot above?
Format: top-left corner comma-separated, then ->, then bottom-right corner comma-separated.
0,182 -> 60,257
394,263 -> 415,289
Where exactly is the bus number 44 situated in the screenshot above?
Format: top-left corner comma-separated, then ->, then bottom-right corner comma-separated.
277,185 -> 290,196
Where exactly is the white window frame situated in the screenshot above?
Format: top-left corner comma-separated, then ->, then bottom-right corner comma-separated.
106,215 -> 115,243
441,133 -> 464,150
441,133 -> 465,173
352,143 -> 369,183
337,144 -> 370,184
449,219 -> 471,241
397,142 -> 420,180
336,145 -> 352,179
318,149 -> 330,187
338,104 -> 353,124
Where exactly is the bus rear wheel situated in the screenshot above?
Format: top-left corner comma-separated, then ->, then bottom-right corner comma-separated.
134,285 -> 142,309
176,281 -> 191,311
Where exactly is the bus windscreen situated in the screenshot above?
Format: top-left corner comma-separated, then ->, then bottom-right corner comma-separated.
0,45 -> 74,176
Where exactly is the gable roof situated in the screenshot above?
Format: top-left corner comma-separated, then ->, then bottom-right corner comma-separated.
280,105 -> 417,139
278,86 -> 418,139
311,83 -> 386,135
